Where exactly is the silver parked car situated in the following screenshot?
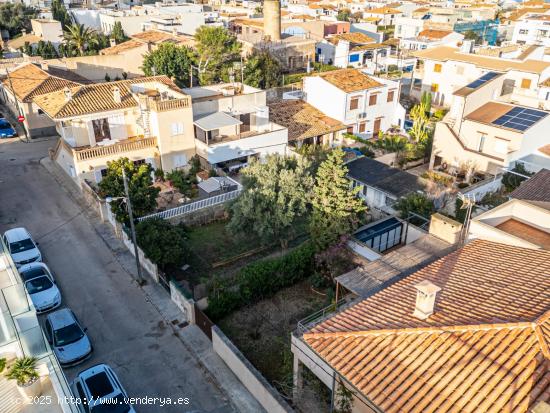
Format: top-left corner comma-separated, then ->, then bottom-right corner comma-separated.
44,308 -> 92,366
19,262 -> 61,313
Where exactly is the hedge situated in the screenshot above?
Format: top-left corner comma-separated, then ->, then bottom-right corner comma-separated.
206,242 -> 315,320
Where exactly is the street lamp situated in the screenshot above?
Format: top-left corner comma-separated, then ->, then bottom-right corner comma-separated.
106,168 -> 145,286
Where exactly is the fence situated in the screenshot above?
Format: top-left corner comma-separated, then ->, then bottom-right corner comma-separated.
138,188 -> 242,221
212,326 -> 295,413
121,230 -> 160,283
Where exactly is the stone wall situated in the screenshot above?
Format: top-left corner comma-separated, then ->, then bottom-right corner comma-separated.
170,281 -> 196,324
167,203 -> 228,227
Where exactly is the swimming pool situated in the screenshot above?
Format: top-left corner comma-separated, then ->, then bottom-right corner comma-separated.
354,217 -> 404,253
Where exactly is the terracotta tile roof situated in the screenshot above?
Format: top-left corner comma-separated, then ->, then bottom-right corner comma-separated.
3,63 -> 83,102
329,32 -> 376,45
7,34 -> 42,50
268,99 -> 346,141
100,30 -> 195,55
511,168 -> 550,203
303,240 -> 550,412
540,144 -> 550,156
418,29 -> 454,39
413,46 -> 550,74
100,39 -> 144,55
496,218 -> 550,250
314,68 -> 382,92
33,75 -> 181,119
366,6 -> 402,14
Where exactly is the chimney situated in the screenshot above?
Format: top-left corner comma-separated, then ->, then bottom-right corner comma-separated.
40,62 -> 49,71
112,86 -> 121,103
413,280 -> 441,320
109,38 -> 116,47
263,0 -> 281,41
63,86 -> 72,101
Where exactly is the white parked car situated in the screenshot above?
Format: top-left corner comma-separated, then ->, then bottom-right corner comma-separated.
3,227 -> 41,267
45,308 -> 92,366
19,262 -> 61,313
71,364 -> 135,413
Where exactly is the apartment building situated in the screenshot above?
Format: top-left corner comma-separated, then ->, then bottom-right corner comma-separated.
1,63 -> 87,138
430,70 -> 550,175
303,68 -> 406,138
292,205 -> 550,413
362,6 -> 402,26
410,44 -> 550,107
35,76 -> 196,184
183,83 -> 289,169
512,14 -> 550,47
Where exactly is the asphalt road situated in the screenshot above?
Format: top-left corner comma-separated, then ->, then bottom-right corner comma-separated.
0,137 -> 234,412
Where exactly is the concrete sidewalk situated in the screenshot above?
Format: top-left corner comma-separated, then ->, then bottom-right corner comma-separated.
40,155 -> 265,413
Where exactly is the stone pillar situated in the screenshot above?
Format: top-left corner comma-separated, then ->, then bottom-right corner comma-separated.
263,0 -> 281,41
293,352 -> 304,401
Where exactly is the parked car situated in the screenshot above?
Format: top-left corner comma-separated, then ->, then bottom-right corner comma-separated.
44,308 -> 92,366
0,118 -> 16,138
3,227 -> 42,267
19,262 -> 61,313
71,364 -> 135,413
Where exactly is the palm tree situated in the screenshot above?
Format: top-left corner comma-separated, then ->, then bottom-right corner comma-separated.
372,134 -> 409,167
63,23 -> 98,56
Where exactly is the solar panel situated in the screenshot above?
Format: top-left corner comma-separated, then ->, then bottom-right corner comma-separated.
491,106 -> 549,132
465,72 -> 499,89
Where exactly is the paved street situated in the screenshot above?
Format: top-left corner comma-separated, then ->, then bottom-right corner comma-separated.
0,137 -> 239,413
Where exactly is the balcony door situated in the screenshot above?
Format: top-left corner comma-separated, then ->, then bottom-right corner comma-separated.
92,118 -> 111,143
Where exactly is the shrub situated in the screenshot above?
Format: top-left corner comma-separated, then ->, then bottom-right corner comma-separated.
135,218 -> 188,269
502,163 -> 534,192
206,242 -> 315,320
394,193 -> 435,220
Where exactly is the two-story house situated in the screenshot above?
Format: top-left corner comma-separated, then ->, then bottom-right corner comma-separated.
430,70 -> 550,175
410,44 -> 550,107
183,83 -> 288,170
303,68 -> 406,138
1,63 -> 87,138
512,14 -> 550,47
34,76 -> 196,184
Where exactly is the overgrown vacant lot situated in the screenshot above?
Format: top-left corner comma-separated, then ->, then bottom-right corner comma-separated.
218,280 -> 329,398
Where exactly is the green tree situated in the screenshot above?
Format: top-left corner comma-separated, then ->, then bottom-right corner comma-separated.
502,163 -> 534,192
110,21 -> 128,44
337,8 -> 351,22
394,193 -> 435,220
371,133 -> 409,167
243,50 -> 282,89
63,23 -> 98,56
141,43 -> 194,87
228,155 -> 314,249
34,40 -> 58,58
98,158 -> 160,225
464,30 -> 482,44
310,149 -> 366,251
194,26 -> 241,85
51,0 -> 71,29
135,219 -> 187,269
0,3 -> 38,37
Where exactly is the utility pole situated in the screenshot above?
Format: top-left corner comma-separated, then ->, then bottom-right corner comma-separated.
5,67 -> 30,143
122,168 -> 145,286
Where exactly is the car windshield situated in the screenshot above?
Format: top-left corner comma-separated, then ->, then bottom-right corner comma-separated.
91,394 -> 131,413
20,267 -> 47,281
54,323 -> 84,346
9,238 -> 35,254
0,121 -> 10,129
25,276 -> 53,294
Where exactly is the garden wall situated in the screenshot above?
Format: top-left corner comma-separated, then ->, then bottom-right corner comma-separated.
81,180 -> 107,222
121,231 -> 159,283
212,326 -> 294,413
167,203 -> 228,227
170,280 -> 196,324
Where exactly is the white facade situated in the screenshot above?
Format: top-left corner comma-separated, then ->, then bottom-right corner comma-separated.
394,16 -> 424,39
400,32 -> 464,51
303,73 -> 406,138
511,16 -> 550,47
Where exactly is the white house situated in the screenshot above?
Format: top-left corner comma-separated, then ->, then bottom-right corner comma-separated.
512,14 -> 550,47
303,68 -> 406,138
400,29 -> 464,51
362,6 -> 403,26
183,83 -> 289,169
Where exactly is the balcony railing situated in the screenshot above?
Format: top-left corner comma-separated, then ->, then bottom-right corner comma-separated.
74,136 -> 157,162
149,97 -> 191,112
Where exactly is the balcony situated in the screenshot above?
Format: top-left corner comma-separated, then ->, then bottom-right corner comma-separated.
74,136 -> 158,162
149,97 -> 191,112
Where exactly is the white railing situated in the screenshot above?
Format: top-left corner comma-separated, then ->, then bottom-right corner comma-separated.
139,189 -> 242,221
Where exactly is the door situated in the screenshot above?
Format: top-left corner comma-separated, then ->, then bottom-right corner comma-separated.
373,118 -> 382,137
239,113 -> 251,133
92,118 -> 111,143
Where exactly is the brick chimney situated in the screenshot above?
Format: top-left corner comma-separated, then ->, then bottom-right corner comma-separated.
112,86 -> 121,103
413,280 -> 441,320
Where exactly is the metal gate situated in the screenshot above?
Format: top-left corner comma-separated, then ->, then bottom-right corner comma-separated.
194,304 -> 214,340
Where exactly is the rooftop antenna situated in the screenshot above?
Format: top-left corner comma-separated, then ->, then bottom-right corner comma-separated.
458,193 -> 475,246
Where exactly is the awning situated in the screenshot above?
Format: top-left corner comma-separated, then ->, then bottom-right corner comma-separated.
193,112 -> 242,131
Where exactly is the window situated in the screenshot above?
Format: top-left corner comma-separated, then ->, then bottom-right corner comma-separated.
349,97 -> 360,110
387,90 -> 395,102
346,126 -> 354,134
37,109 -> 45,116
521,78 -> 532,89
434,63 -> 442,73
519,29 -> 528,35
171,122 -> 184,136
358,122 -> 366,133
173,154 -> 188,168
133,159 -> 146,167
477,133 -> 486,152
369,94 -> 378,106
349,54 -> 360,63
494,139 -> 507,154
431,83 -> 439,93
